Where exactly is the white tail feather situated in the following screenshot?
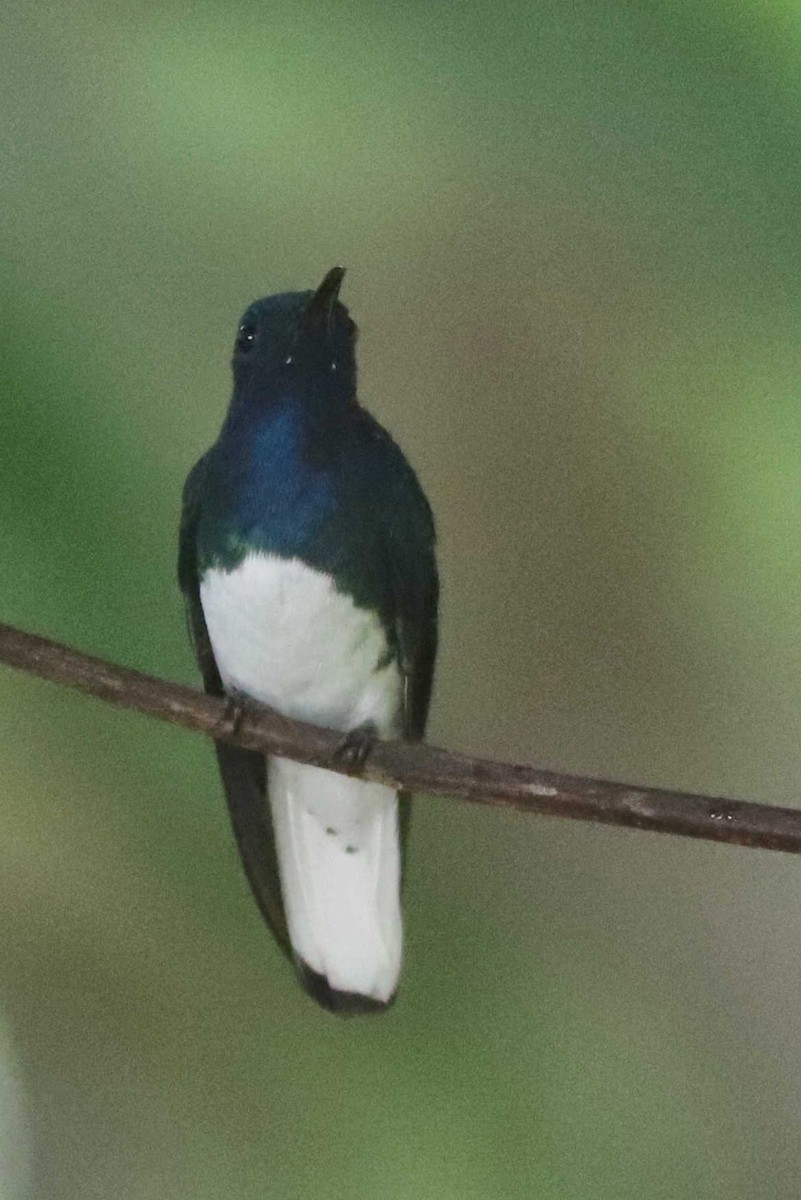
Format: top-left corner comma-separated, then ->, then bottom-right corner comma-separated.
269,757 -> 402,1002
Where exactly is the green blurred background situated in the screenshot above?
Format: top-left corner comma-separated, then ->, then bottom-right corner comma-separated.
2,1 -> 801,1196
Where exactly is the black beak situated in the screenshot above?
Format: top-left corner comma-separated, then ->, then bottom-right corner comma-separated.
304,266 -> 346,329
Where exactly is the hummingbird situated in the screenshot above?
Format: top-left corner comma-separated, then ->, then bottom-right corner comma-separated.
178,268 -> 438,1014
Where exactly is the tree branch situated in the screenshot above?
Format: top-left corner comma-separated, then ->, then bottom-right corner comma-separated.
0,620 -> 799,854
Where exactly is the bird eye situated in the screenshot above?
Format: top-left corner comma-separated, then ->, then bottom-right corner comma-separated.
236,322 -> 256,353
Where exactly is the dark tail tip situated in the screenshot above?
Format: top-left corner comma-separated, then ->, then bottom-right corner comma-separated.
297,961 -> 397,1017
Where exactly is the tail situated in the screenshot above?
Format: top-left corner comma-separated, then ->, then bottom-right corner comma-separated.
268,757 -> 402,1015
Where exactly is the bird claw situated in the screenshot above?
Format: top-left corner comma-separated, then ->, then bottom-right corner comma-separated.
218,692 -> 248,738
335,723 -> 377,771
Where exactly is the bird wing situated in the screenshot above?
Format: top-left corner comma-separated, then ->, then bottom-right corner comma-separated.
394,527 -> 438,743
178,455 -> 290,957
368,430 -> 439,875
376,439 -> 439,743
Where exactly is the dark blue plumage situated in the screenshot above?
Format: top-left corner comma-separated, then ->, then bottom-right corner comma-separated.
179,269 -> 437,1014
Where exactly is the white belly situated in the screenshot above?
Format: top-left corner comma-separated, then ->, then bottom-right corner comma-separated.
199,552 -> 404,1003
199,552 -> 401,736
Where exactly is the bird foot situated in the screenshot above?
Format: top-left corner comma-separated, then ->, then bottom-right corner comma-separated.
335,723 -> 378,772
217,692 -> 248,738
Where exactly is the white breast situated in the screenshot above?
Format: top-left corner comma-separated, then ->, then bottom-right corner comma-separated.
199,553 -> 401,736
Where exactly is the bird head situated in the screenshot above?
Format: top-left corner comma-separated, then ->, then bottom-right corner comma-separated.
231,267 -> 357,396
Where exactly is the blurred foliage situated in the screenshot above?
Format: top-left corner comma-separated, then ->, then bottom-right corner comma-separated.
2,1 -> 801,1197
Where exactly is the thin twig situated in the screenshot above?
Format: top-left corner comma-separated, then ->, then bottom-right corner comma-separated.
0,620 -> 798,854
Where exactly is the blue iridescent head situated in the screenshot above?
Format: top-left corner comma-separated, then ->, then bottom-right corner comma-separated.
232,267 -> 357,398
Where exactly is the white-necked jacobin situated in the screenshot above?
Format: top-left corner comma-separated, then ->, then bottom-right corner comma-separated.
178,268 -> 438,1015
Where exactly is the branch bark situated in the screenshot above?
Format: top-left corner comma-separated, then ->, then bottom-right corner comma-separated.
0,620 -> 799,854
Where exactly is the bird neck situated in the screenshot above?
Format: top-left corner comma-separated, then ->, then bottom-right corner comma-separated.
198,388 -> 349,571
231,357 -> 356,415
